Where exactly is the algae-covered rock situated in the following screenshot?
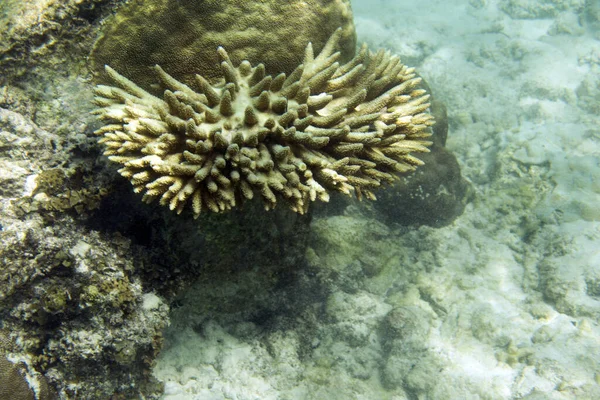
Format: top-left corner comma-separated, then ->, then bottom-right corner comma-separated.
499,0 -> 586,19
0,209 -> 170,399
373,146 -> 473,227
0,0 -> 113,137
90,0 -> 356,91
0,0 -> 109,81
0,107 -> 168,399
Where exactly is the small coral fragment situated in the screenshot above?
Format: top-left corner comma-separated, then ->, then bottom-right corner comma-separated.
93,29 -> 434,217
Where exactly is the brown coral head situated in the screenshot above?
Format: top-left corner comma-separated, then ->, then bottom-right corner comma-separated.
92,29 -> 434,217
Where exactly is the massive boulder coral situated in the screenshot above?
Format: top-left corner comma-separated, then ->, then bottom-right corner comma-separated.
0,329 -> 56,400
89,0 -> 356,91
92,30 -> 434,216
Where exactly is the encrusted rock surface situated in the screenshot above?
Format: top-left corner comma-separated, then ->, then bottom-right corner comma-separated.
0,108 -> 170,399
373,146 -> 473,227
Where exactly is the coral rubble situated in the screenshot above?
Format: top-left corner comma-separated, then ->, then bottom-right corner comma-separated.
93,30 -> 434,217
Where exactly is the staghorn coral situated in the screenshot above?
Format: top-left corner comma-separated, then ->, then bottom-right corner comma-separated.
92,29 -> 434,217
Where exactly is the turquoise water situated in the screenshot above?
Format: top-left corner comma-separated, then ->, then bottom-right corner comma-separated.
0,1 -> 598,399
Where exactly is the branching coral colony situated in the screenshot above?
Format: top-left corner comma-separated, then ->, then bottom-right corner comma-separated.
92,29 -> 434,217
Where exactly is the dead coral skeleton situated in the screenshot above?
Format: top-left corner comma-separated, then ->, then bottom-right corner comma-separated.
92,29 -> 434,217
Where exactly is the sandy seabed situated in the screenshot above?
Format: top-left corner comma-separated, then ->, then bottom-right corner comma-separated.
155,1 -> 600,399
